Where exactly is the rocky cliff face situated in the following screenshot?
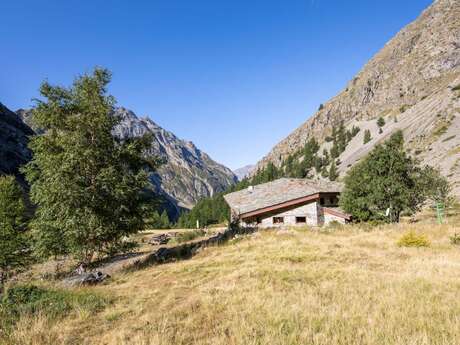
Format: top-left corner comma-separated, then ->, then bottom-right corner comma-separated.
113,108 -> 237,211
254,0 -> 460,197
14,106 -> 237,215
0,103 -> 33,181
234,164 -> 255,181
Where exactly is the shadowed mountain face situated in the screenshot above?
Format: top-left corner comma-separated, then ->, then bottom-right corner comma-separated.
15,106 -> 237,217
113,108 -> 237,212
0,103 -> 33,182
253,0 -> 460,197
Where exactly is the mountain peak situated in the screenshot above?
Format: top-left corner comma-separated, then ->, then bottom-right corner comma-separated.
253,0 -> 460,197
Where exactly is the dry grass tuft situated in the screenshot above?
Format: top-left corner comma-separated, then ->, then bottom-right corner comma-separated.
3,213 -> 460,345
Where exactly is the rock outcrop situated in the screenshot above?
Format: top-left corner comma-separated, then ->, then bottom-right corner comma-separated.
233,164 -> 255,181
0,103 -> 33,182
13,105 -> 236,216
253,0 -> 460,197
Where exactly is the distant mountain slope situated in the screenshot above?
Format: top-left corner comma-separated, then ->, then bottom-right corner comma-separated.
113,108 -> 237,211
16,106 -> 237,216
233,164 -> 255,181
0,103 -> 33,181
254,0 -> 460,197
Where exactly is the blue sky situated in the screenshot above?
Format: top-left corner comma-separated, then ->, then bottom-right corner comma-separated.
1,0 -> 432,170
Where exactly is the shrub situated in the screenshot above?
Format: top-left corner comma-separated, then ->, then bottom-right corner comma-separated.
171,230 -> 206,244
450,233 -> 460,245
0,285 -> 109,330
397,230 -> 430,247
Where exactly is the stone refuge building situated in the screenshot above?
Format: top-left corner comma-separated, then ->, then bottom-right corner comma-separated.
224,178 -> 351,228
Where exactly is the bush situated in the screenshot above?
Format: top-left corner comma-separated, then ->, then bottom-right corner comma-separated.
171,230 -> 206,244
397,230 -> 430,247
450,233 -> 460,245
0,285 -> 109,330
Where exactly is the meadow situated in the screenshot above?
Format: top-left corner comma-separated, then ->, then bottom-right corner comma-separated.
2,211 -> 460,345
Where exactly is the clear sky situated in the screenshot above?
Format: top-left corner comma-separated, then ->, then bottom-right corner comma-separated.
1,0 -> 432,170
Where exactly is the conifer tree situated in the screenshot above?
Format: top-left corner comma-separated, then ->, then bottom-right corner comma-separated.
23,68 -> 157,265
363,129 -> 372,144
328,161 -> 339,181
160,210 -> 170,229
0,176 -> 30,294
377,116 -> 386,128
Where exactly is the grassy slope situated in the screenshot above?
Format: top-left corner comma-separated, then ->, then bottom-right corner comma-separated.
6,215 -> 460,345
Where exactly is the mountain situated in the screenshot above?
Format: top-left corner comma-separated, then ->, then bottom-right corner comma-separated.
15,106 -> 237,217
233,164 -> 255,181
254,0 -> 460,197
113,108 -> 237,213
0,103 -> 33,183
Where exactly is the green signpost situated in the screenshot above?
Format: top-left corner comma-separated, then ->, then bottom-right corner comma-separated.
436,202 -> 445,224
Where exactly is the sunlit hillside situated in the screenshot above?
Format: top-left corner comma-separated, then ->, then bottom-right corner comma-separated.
3,210 -> 460,345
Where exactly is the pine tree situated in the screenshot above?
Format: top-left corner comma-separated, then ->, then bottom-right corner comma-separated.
160,210 -> 170,229
23,68 -> 157,265
0,176 -> 30,294
363,129 -> 372,144
377,117 -> 386,128
328,161 -> 339,181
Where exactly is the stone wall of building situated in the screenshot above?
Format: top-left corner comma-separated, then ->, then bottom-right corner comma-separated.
323,212 -> 347,225
257,201 -> 319,228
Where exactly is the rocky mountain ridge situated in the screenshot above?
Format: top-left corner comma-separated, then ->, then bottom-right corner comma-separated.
253,0 -> 460,197
5,104 -> 236,217
113,107 -> 237,211
0,103 -> 33,183
233,164 -> 255,181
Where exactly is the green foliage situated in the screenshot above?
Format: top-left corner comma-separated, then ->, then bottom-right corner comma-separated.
328,161 -> 339,181
0,176 -> 30,293
363,129 -> 372,144
397,230 -> 430,247
22,68 -> 157,265
416,166 -> 452,206
148,210 -> 171,229
347,126 -> 360,142
340,131 -> 444,223
450,233 -> 460,245
377,117 -> 386,128
177,193 -> 230,228
0,284 -> 108,331
171,229 -> 206,244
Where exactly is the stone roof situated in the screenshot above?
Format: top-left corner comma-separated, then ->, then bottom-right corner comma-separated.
224,178 -> 343,215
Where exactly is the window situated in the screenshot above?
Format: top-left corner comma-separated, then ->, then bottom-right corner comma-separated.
273,217 -> 284,224
256,217 -> 262,224
320,198 -> 325,206
329,197 -> 336,205
296,216 -> 306,224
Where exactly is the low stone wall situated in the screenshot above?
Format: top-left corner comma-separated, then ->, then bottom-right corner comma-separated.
128,225 -> 256,271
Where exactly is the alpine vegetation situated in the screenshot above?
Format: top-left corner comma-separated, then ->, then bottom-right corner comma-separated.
22,68 -> 158,266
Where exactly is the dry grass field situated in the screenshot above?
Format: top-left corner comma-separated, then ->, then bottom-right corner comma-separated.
3,211 -> 460,345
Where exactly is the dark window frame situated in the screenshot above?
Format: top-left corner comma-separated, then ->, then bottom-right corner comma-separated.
296,216 -> 307,224
273,217 -> 284,224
